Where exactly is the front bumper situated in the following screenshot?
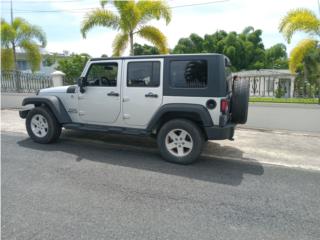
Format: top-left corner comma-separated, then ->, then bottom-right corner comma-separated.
204,124 -> 235,140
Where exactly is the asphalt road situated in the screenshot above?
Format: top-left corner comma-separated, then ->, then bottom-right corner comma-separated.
246,103 -> 320,133
2,131 -> 320,240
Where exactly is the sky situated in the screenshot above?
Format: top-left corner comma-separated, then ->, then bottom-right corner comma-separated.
1,0 -> 319,57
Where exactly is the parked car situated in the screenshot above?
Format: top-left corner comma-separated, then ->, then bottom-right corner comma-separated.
19,54 -> 249,164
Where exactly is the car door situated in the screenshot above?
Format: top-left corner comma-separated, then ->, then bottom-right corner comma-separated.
122,59 -> 163,127
78,60 -> 121,125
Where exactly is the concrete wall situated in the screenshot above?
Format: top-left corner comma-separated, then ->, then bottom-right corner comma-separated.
1,93 -> 35,109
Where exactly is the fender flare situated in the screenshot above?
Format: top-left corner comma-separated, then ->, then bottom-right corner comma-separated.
21,96 -> 72,124
147,103 -> 213,131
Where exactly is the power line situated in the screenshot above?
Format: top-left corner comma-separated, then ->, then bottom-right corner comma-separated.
1,0 -> 230,13
171,0 -> 229,9
0,0 -> 86,3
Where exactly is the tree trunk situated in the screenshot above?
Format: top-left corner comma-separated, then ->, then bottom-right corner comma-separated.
129,31 -> 134,56
303,62 -> 308,97
12,41 -> 17,70
11,41 -> 21,92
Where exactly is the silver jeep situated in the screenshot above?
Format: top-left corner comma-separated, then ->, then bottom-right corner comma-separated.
20,54 -> 249,164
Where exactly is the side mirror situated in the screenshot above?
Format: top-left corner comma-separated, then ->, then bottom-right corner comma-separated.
77,77 -> 86,93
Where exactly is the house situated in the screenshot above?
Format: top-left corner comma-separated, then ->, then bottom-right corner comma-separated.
15,48 -> 67,75
234,69 -> 296,98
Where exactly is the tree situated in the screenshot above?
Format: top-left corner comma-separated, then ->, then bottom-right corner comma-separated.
264,43 -> 288,69
279,8 -> 320,101
173,27 -> 270,71
133,43 -> 159,55
279,8 -> 320,72
56,53 -> 91,84
1,18 -> 47,72
81,0 -> 171,56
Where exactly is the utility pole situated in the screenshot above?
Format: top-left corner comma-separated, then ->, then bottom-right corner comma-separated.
10,0 -> 13,24
10,0 -> 20,90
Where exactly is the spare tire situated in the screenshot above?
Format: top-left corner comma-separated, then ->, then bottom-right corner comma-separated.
231,78 -> 250,124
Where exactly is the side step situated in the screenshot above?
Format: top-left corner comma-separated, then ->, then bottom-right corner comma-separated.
63,123 -> 150,136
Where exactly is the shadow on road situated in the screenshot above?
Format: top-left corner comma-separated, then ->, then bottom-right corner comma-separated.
17,130 -> 264,186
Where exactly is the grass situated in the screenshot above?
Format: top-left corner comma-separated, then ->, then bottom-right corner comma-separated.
249,97 -> 319,104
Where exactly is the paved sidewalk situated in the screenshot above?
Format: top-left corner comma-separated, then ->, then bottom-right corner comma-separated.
2,109 -> 320,170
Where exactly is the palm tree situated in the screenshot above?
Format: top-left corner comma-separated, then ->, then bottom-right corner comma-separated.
81,0 -> 171,56
279,8 -> 320,101
279,8 -> 320,72
1,17 -> 47,72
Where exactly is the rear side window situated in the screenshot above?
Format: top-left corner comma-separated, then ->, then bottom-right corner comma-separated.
170,60 -> 207,88
127,61 -> 160,87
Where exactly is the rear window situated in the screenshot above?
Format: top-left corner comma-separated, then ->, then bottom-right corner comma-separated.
170,60 -> 207,88
127,61 -> 160,87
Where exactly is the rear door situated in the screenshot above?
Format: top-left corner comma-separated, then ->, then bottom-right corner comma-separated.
122,59 -> 163,127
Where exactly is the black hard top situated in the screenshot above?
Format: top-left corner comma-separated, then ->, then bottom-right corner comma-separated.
90,53 -> 226,61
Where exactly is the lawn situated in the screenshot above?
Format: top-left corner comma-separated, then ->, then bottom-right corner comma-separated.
249,97 -> 319,104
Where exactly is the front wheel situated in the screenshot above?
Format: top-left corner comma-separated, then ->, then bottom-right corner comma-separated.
157,119 -> 204,164
26,106 -> 61,144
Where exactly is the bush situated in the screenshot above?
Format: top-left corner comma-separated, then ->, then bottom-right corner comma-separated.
250,97 -> 318,104
275,87 -> 285,98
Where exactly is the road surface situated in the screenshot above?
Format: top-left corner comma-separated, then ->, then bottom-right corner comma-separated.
2,131 -> 320,240
246,103 -> 320,133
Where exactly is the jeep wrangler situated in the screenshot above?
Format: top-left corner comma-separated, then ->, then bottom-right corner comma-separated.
20,54 -> 249,164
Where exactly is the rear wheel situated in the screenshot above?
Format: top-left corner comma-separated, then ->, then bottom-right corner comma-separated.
26,106 -> 61,143
157,119 -> 204,164
231,78 -> 250,124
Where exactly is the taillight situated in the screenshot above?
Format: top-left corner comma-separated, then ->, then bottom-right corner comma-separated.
220,99 -> 229,114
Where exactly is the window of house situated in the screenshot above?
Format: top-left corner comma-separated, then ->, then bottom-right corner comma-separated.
170,60 -> 208,88
127,61 -> 160,87
86,62 -> 118,87
17,60 -> 28,71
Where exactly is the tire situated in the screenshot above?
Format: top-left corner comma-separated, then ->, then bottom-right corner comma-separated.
231,78 -> 250,124
26,106 -> 62,144
157,119 -> 204,165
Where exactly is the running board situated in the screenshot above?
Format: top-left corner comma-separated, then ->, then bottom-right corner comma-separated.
63,123 -> 150,136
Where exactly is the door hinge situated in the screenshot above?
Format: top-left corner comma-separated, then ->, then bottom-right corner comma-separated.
123,97 -> 130,102
123,114 -> 130,119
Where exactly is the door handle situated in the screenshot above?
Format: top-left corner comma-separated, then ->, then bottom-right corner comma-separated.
145,92 -> 158,98
107,91 -> 119,97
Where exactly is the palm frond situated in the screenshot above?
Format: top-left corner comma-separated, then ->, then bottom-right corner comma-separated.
112,32 -> 129,56
113,1 -> 141,31
27,25 -> 47,47
16,24 -> 47,47
137,0 -> 172,25
137,25 -> 168,54
1,20 -> 16,47
1,48 -> 14,70
20,40 -> 41,72
289,39 -> 317,73
81,9 -> 119,38
279,8 -> 320,43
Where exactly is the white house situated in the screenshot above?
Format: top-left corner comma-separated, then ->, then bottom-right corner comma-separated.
234,69 -> 296,98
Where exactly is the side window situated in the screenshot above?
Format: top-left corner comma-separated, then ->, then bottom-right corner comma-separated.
127,61 -> 160,87
86,62 -> 118,87
170,60 -> 207,88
